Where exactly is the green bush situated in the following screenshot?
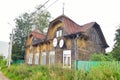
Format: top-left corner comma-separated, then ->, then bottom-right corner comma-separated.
0,59 -> 7,70
86,63 -> 120,80
90,53 -> 115,61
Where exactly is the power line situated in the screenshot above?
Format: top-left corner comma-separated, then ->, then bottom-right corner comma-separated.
45,0 -> 59,10
37,0 -> 50,10
31,0 -> 59,15
31,0 -> 50,15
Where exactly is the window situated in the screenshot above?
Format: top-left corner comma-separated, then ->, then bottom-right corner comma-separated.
63,50 -> 71,68
49,51 -> 55,65
56,29 -> 63,37
35,53 -> 39,65
28,53 -> 33,64
41,52 -> 46,65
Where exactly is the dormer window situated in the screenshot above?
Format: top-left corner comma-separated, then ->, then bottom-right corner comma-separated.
56,28 -> 63,37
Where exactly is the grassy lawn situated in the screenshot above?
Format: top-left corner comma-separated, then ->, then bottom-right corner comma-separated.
1,63 -> 120,80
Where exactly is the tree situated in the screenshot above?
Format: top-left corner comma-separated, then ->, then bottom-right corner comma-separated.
31,6 -> 51,33
12,13 -> 32,61
0,54 -> 3,60
12,6 -> 51,61
112,26 -> 120,60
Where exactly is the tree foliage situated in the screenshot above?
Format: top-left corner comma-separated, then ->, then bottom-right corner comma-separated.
12,6 -> 51,61
31,7 -> 51,33
112,26 -> 120,61
12,13 -> 32,60
0,54 -> 3,60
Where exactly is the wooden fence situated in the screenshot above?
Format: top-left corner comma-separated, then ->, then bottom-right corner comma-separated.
74,60 -> 120,71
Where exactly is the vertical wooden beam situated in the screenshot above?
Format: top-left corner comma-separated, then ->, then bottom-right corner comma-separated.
32,46 -> 35,65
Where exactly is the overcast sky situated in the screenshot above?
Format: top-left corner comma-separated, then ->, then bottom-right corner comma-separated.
0,0 -> 120,52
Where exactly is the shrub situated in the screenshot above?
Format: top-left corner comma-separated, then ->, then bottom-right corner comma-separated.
86,63 -> 120,80
0,59 -> 7,70
2,63 -> 120,80
90,53 -> 115,61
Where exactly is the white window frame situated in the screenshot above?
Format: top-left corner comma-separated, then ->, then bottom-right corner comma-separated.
35,53 -> 39,65
28,53 -> 33,64
63,50 -> 71,68
41,52 -> 46,65
49,51 -> 55,65
56,31 -> 59,37
59,30 -> 62,37
56,29 -> 63,37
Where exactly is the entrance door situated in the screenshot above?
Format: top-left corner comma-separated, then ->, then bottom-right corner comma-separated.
63,50 -> 71,68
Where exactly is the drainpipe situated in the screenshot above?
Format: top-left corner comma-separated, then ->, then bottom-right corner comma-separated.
74,34 -> 79,69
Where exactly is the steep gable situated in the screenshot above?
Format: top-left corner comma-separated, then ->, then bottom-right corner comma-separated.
26,30 -> 45,47
46,15 -> 108,48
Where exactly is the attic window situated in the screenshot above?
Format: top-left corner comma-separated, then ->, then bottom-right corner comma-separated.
56,28 -> 63,37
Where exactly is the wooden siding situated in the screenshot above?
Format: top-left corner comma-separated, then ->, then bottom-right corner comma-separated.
25,15 -> 108,68
47,22 -> 64,39
87,27 -> 105,53
26,36 -> 33,47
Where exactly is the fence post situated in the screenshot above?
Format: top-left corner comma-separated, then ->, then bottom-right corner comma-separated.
74,60 -> 78,70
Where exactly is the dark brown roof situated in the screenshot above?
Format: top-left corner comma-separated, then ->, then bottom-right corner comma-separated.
28,15 -> 108,48
80,22 -> 96,32
49,15 -> 96,35
49,15 -> 108,48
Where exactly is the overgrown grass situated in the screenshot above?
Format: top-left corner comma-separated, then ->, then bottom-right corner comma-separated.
0,59 -> 7,71
1,63 -> 120,80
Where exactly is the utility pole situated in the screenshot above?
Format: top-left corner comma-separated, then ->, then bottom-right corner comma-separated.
7,29 -> 14,67
7,23 -> 14,67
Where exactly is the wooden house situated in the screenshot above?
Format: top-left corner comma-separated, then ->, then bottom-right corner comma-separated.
25,15 -> 109,68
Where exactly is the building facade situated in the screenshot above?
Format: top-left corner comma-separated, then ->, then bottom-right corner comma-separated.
25,15 -> 109,68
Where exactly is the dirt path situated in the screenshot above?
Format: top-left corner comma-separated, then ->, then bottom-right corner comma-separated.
0,71 -> 9,80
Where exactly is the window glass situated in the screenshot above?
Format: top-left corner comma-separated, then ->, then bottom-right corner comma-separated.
59,30 -> 62,37
28,53 -> 33,64
49,51 -> 55,65
63,50 -> 71,68
56,31 -> 59,37
56,29 -> 63,37
64,57 -> 66,66
68,57 -> 70,66
35,53 -> 39,64
41,52 -> 46,65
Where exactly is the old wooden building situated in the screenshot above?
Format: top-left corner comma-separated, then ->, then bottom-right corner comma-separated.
25,15 -> 108,68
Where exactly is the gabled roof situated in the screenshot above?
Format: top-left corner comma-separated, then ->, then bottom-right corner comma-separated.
49,15 -> 95,35
28,15 -> 108,48
48,15 -> 108,48
28,30 -> 46,45
30,29 -> 45,40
